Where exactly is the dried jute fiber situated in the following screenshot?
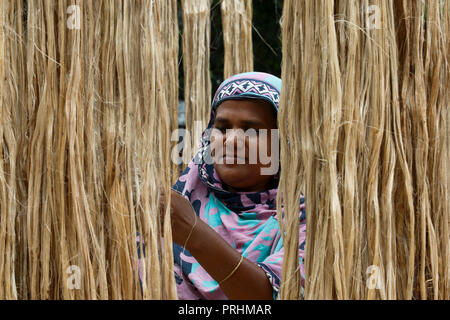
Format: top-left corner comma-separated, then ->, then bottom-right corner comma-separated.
0,0 -> 23,300
181,0 -> 211,165
1,0 -> 178,299
278,0 -> 449,300
160,0 -> 180,184
221,0 -> 253,78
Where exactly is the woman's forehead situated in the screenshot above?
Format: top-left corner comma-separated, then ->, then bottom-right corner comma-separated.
214,99 -> 277,125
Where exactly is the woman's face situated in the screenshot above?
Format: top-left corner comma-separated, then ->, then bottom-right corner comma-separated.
210,99 -> 278,193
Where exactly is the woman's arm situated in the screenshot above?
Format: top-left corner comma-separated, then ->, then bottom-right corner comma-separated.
168,190 -> 274,300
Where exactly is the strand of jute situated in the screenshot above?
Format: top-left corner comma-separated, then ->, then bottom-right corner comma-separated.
181,0 -> 211,165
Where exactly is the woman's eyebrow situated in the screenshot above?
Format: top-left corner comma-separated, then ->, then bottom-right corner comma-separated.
240,119 -> 266,127
214,117 -> 267,128
213,117 -> 230,124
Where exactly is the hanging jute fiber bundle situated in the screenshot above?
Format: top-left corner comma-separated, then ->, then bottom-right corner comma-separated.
0,0 -> 24,300
278,0 -> 448,300
181,0 -> 211,165
0,0 -> 178,299
159,0 -> 180,184
221,0 -> 253,78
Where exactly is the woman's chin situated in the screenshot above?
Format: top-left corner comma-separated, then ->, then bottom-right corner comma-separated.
214,164 -> 252,187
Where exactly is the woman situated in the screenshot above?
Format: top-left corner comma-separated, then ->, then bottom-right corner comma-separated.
164,72 -> 306,300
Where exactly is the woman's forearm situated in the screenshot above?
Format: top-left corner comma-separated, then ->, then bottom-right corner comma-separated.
168,190 -> 274,300
185,218 -> 274,300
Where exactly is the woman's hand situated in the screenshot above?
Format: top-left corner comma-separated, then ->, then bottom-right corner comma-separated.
159,188 -> 197,246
